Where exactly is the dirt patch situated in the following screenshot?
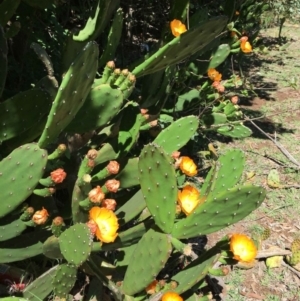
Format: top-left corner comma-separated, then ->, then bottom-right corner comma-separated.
206,24 -> 300,301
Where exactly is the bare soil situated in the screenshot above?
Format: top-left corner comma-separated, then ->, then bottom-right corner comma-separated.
207,25 -> 300,301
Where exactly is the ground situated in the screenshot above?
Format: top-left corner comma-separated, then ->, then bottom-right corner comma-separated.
207,24 -> 300,301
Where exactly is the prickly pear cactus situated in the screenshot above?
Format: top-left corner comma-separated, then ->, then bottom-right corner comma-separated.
139,143 -> 178,233
172,185 -> 266,239
38,41 -> 99,148
0,144 -> 47,218
132,16 -> 228,77
154,116 -> 199,154
23,265 -> 59,301
122,228 -> 172,295
59,223 -> 93,266
52,264 -> 77,298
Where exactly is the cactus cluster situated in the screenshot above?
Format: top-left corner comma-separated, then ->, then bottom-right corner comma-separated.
0,1 -> 267,300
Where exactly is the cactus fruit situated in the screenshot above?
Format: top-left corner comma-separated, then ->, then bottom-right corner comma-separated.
139,144 -> 178,233
122,228 -> 172,295
59,223 -> 93,266
0,143 -> 48,218
38,41 -> 99,148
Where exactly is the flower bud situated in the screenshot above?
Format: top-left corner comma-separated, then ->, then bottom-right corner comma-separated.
86,219 -> 98,236
52,216 -> 64,226
105,179 -> 120,193
32,208 -> 49,225
106,161 -> 120,175
87,149 -> 98,160
88,186 -> 105,204
102,199 -> 117,211
50,168 -> 67,184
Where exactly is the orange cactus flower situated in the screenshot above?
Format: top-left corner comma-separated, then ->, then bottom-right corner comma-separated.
230,233 -> 257,263
145,280 -> 158,295
170,19 -> 187,37
89,207 -> 119,243
162,292 -> 183,301
179,156 -> 197,177
241,41 -> 252,53
88,186 -> 105,204
50,168 -> 67,184
178,185 -> 201,215
207,68 -> 222,82
32,207 -> 49,225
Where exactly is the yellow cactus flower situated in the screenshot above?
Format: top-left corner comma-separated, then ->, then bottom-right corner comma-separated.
162,292 -> 183,301
179,156 -> 197,176
207,68 -> 222,82
170,19 -> 187,37
241,41 -> 252,53
89,207 -> 119,243
178,185 -> 201,215
230,233 -> 257,263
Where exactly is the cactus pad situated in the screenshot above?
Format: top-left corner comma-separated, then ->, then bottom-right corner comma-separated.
0,143 -> 47,218
154,116 -> 199,154
52,263 -> 77,298
172,185 -> 266,239
204,149 -> 245,197
217,124 -> 252,138
59,223 -> 93,266
23,265 -> 59,301
66,84 -> 123,133
139,144 -> 177,233
38,41 -> 99,148
122,228 -> 172,295
0,88 -> 51,143
0,219 -> 27,241
132,17 -> 227,77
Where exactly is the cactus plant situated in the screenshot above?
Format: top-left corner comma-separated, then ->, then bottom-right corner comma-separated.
139,144 -> 178,233
38,41 -> 99,148
122,228 -> 172,295
59,223 -> 93,266
0,144 -> 47,218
